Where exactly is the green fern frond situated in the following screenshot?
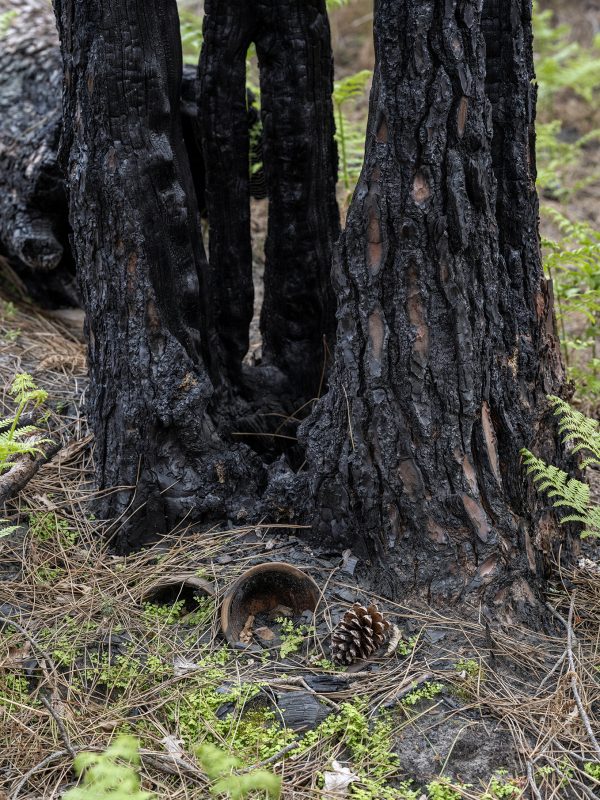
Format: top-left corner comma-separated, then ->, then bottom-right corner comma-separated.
333,70 -> 372,193
9,372 -> 36,398
0,520 -> 20,538
547,395 -> 600,464
521,399 -> 600,539
333,70 -> 372,106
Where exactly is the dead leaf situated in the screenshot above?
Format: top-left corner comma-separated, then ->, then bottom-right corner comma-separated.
322,761 -> 359,798
161,734 -> 186,759
173,656 -> 200,677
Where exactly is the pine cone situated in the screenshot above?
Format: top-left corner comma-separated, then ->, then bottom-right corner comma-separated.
331,603 -> 390,665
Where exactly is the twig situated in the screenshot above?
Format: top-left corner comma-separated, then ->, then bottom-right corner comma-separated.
0,439 -> 61,505
535,651 -> 567,695
382,672 -> 433,708
9,750 -> 70,800
139,750 -> 206,783
39,693 -> 76,758
241,741 -> 300,772
526,761 -> 543,800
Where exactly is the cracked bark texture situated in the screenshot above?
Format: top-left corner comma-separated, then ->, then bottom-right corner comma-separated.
0,0 -> 78,304
299,0 -> 567,615
52,0 -> 262,550
198,0 -> 339,393
0,0 -> 210,308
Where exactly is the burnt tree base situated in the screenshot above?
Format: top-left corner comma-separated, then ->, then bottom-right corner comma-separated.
47,0 -> 574,619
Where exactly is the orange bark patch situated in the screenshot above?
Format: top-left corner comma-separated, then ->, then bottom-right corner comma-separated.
535,289 -> 545,319
457,97 -> 468,138
146,299 -> 161,333
126,253 -> 137,294
412,170 -> 430,204
398,458 -> 423,498
376,118 -> 388,143
459,450 -> 478,495
461,493 -> 491,542
477,556 -> 497,578
481,401 -> 502,485
365,167 -> 383,274
367,205 -> 382,274
368,307 -> 384,363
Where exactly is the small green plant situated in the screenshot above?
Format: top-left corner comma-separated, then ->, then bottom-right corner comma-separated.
63,735 -> 154,800
427,778 -> 466,800
276,617 -> 314,659
455,659 -> 479,678
309,656 -> 339,671
0,672 -> 32,708
522,396 -> 600,538
35,565 -> 66,584
183,595 -> 215,627
584,762 -> 600,780
196,742 -> 281,799
301,698 -> 406,800
142,599 -> 186,626
482,770 -> 522,799
30,512 -> 78,547
542,209 -> 600,397
0,519 -> 21,538
396,635 -> 418,657
401,681 -> 444,707
0,373 -> 49,473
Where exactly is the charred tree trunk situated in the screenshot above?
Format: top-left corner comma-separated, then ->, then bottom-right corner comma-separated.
255,0 -> 340,395
52,0 -> 262,549
297,0 -> 567,615
0,0 -> 210,309
198,0 -> 339,395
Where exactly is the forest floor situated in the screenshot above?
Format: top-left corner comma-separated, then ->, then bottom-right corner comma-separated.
0,302 -> 598,800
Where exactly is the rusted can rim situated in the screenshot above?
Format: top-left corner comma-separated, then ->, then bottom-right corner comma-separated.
220,561 -> 320,646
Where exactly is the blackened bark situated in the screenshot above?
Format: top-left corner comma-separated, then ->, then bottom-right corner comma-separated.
297,0 -> 567,615
0,1 -> 69,276
198,0 -> 255,381
0,2 -> 207,309
256,0 -> 340,394
53,0 -> 262,549
482,0 -> 567,532
198,0 -> 339,393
